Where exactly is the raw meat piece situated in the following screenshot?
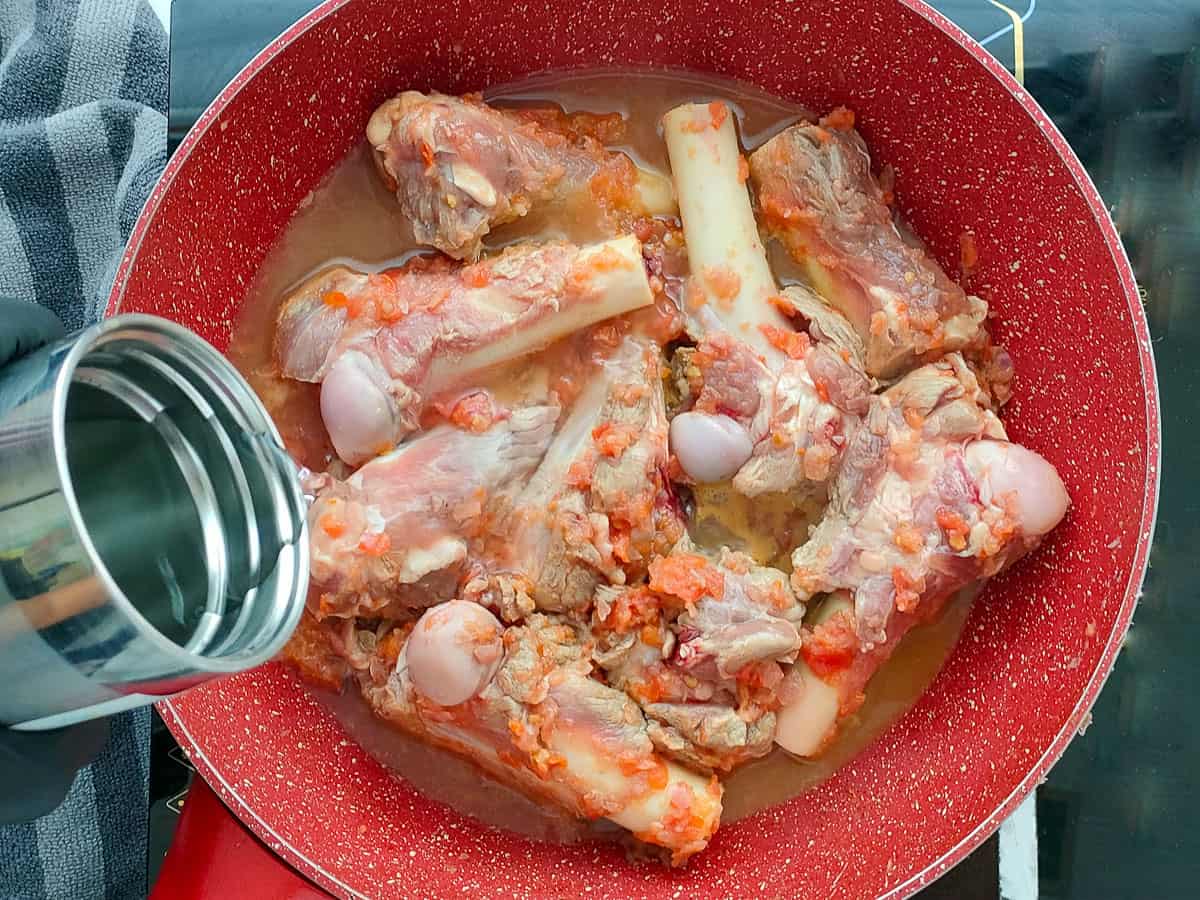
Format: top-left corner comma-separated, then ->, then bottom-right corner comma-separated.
469,337 -> 683,619
357,612 -> 722,865
671,285 -> 872,498
587,342 -> 683,575
274,236 -> 653,463
659,102 -> 870,496
776,354 -> 1068,755
279,608 -> 350,692
592,539 -> 804,771
774,280 -> 869,374
306,405 -> 559,619
368,91 -> 675,259
750,110 -> 989,378
643,703 -> 776,773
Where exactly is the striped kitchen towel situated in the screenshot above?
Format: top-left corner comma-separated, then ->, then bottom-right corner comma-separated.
0,0 -> 167,331
0,1 -> 167,898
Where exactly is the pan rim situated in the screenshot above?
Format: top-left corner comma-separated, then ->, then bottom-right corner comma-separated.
141,0 -> 1161,896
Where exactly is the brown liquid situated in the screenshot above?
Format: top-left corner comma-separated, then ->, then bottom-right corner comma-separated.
228,68 -> 970,840
315,685 -> 610,843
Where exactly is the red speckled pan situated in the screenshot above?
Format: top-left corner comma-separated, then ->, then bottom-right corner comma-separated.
115,0 -> 1159,896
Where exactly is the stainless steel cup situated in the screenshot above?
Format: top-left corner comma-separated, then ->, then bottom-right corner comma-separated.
0,314 -> 309,730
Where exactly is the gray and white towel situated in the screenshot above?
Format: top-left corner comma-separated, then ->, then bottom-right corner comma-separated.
0,1 -> 168,897
0,0 -> 167,330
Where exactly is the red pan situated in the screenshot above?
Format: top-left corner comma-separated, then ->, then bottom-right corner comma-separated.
116,0 -> 1159,896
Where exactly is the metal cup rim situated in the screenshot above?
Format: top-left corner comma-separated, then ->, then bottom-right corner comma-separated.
49,313 -> 309,678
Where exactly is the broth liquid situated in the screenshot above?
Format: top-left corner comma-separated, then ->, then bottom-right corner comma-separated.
229,68 -> 971,839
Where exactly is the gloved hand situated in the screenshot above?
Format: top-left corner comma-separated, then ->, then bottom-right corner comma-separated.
0,299 -> 110,826
0,719 -> 110,826
0,298 -> 65,364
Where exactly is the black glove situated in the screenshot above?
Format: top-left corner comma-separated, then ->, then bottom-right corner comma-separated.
0,299 -> 66,366
0,720 -> 111,826
0,299 -> 110,825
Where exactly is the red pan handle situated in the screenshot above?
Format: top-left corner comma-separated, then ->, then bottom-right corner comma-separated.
152,777 -> 331,899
